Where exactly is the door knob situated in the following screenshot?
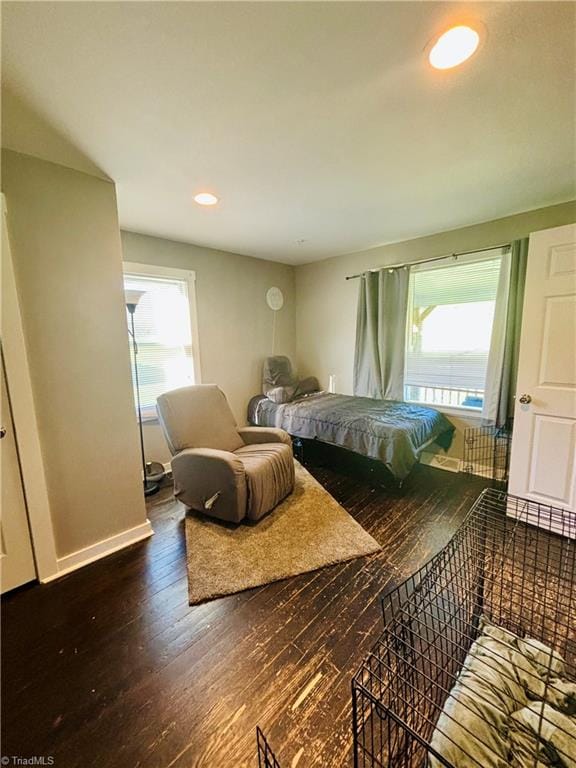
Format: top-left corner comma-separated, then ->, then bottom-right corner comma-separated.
518,394 -> 532,405
0,427 -> 6,439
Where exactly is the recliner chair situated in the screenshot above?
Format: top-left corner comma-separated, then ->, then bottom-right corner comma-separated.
157,384 -> 295,523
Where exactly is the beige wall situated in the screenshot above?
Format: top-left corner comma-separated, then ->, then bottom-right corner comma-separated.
120,230 -> 296,464
295,200 -> 576,456
2,150 -> 148,558
1,87 -> 109,181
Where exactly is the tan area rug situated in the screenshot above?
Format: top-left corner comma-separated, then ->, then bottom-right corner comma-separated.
185,461 -> 381,604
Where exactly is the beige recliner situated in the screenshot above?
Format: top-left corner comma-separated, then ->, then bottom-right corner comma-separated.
157,385 -> 295,523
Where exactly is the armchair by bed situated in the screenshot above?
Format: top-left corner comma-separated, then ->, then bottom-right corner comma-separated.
157,384 -> 294,523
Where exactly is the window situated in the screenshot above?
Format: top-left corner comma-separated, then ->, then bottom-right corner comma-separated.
404,251 -> 504,410
123,263 -> 200,419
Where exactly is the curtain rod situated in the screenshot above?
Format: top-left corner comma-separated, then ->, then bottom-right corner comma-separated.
344,243 -> 512,281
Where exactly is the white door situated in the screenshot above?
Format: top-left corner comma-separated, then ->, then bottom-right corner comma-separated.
0,196 -> 37,592
0,357 -> 36,592
508,223 -> 576,512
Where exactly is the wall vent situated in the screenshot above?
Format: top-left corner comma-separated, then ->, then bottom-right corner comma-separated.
421,453 -> 461,473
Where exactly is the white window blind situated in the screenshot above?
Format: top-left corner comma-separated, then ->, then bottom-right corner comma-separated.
124,271 -> 196,418
405,253 -> 503,409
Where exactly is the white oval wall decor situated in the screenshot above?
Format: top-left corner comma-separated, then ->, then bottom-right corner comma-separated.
266,287 -> 284,311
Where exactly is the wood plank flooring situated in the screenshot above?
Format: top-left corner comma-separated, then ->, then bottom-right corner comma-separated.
2,461 -> 486,768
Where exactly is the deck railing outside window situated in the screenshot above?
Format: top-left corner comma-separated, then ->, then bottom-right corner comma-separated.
404,384 -> 484,410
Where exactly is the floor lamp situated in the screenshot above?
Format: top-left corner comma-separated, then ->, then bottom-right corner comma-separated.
125,289 -> 159,497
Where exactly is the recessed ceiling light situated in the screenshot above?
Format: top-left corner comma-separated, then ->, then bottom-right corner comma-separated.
429,25 -> 480,70
194,192 -> 219,206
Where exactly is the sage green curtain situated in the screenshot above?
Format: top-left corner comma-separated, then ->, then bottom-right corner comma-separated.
353,267 -> 410,400
482,238 -> 529,426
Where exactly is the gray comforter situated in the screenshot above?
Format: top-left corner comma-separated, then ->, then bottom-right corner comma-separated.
248,392 -> 454,480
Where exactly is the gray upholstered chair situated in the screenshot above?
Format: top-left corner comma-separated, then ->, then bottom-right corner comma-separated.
157,384 -> 295,523
263,356 -> 319,403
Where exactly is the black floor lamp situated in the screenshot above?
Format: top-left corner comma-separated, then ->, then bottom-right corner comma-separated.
125,289 -> 159,497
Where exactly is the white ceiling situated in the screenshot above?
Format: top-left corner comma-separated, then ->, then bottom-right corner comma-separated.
2,2 -> 575,265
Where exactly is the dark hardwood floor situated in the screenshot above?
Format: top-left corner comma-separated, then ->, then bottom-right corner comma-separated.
2,461 -> 486,768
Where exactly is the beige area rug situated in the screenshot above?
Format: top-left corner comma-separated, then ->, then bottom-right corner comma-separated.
185,461 -> 381,604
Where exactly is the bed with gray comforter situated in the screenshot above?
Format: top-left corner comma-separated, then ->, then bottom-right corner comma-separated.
248,391 -> 454,481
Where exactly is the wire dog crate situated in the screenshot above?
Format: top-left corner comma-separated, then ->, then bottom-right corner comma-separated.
257,727 -> 281,768
462,419 -> 513,486
352,488 -> 576,768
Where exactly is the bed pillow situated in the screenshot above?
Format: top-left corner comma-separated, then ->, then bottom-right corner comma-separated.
265,377 -> 321,404
266,385 -> 297,404
297,376 -> 320,397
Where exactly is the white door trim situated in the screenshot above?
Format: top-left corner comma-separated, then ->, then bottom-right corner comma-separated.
2,194 -> 59,581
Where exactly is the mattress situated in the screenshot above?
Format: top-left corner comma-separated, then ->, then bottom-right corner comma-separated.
248,391 -> 454,481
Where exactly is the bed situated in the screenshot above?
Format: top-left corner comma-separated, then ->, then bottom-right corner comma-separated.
247,391 -> 454,481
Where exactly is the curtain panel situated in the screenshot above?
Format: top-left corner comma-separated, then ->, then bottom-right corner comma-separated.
353,268 -> 409,400
482,238 -> 529,426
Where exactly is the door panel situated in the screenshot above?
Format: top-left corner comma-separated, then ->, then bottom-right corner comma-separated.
509,223 -> 576,514
539,296 -> 576,387
0,359 -> 36,592
527,415 -> 575,506
548,242 -> 576,277
1,192 -> 37,591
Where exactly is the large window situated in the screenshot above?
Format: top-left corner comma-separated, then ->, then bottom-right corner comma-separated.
123,263 -> 200,419
404,252 -> 503,410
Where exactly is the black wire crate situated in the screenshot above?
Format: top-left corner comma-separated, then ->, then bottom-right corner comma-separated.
257,727 -> 281,768
461,419 -> 513,486
352,488 -> 576,768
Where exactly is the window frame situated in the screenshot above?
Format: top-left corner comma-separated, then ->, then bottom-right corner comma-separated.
123,261 -> 202,421
403,249 -> 505,413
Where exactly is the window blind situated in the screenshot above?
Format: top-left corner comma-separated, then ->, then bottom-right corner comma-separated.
124,272 -> 195,416
405,256 -> 502,396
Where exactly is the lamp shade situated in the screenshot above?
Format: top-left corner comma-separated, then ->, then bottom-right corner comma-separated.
125,289 -> 146,311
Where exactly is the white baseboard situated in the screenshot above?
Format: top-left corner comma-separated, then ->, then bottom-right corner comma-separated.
506,500 -> 576,540
41,520 -> 154,583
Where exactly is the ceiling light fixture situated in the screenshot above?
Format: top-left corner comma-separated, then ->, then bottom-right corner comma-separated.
429,25 -> 480,70
194,192 -> 219,206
